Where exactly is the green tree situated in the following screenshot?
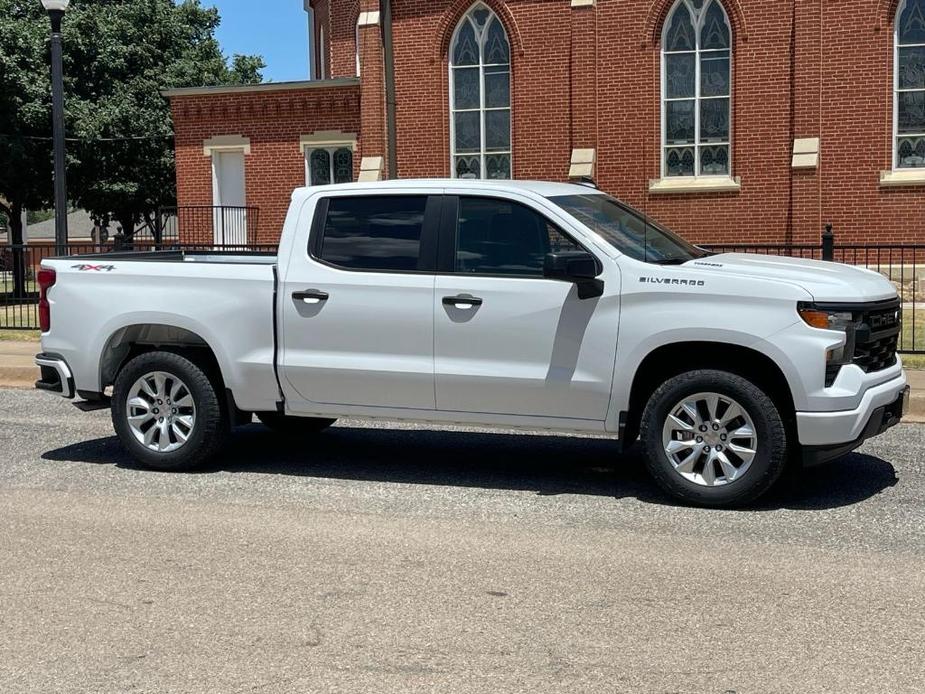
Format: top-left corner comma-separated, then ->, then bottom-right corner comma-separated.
65,0 -> 264,240
0,0 -> 263,285
0,1 -> 54,296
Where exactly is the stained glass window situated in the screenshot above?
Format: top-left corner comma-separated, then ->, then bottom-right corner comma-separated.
309,149 -> 331,187
662,0 -> 732,177
896,0 -> 925,167
333,148 -> 354,184
306,146 -> 354,186
450,3 -> 511,179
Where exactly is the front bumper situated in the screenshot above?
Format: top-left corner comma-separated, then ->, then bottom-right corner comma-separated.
796,370 -> 908,446
801,384 -> 909,466
34,353 -> 75,399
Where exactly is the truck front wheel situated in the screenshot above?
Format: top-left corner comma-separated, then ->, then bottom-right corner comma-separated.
111,351 -> 230,471
640,369 -> 788,507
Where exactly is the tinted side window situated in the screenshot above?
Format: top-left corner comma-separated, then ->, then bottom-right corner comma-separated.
455,197 -> 583,276
319,196 -> 428,271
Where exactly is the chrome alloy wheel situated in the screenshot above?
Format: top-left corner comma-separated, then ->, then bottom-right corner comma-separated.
126,371 -> 196,453
661,392 -> 757,487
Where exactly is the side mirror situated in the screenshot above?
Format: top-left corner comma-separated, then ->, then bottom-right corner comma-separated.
544,250 -> 604,300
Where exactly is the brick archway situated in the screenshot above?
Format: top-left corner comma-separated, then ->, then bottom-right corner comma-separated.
643,0 -> 748,48
433,0 -> 524,63
878,0 -> 904,31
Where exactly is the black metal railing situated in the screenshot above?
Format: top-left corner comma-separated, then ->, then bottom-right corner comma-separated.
92,207 -> 262,249
154,206 -> 261,247
701,228 -> 924,354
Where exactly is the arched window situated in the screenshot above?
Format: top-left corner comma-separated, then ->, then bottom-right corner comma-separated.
661,0 -> 731,177
449,3 -> 511,179
896,0 -> 925,168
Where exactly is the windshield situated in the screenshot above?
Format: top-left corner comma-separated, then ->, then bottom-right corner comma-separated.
548,194 -> 708,264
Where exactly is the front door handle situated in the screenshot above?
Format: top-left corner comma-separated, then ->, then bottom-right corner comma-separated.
442,294 -> 483,309
293,289 -> 329,305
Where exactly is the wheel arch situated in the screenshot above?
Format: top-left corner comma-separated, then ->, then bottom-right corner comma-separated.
99,323 -> 226,394
622,341 -> 796,444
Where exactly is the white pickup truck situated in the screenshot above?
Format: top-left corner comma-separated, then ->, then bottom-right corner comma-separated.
35,180 -> 908,507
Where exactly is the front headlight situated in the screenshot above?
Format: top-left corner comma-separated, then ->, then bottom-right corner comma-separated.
797,303 -> 860,385
797,306 -> 855,332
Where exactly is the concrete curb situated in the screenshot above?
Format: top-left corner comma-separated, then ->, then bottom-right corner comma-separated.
905,370 -> 925,422
0,342 -> 39,390
0,367 -> 36,389
2,339 -> 925,421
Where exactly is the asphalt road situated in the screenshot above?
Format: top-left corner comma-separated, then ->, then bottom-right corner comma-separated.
1,389 -> 924,693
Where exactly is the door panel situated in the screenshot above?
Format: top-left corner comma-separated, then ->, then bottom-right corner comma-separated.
282,266 -> 435,408
434,194 -> 620,420
435,275 -> 618,419
280,193 -> 439,410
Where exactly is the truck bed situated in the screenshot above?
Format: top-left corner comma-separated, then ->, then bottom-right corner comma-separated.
40,250 -> 282,412
65,250 -> 278,266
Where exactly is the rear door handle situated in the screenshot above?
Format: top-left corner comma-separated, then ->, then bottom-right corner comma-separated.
442,294 -> 483,309
293,289 -> 329,305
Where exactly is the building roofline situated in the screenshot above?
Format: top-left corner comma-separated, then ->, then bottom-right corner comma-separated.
162,77 -> 360,98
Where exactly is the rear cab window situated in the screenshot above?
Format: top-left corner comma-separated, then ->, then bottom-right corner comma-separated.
310,195 -> 440,272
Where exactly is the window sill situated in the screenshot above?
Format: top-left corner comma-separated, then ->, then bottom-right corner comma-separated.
879,169 -> 925,187
648,176 -> 741,194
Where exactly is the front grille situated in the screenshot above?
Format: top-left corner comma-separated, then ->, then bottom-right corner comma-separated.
852,300 -> 901,374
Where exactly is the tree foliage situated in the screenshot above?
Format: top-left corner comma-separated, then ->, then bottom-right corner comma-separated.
0,1 -> 53,226
0,0 -> 264,239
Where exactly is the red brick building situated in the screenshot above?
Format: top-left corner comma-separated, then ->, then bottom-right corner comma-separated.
166,0 -> 925,246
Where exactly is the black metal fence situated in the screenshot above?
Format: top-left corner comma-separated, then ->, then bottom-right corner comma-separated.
155,206 -> 261,246
88,206 -> 261,248
0,242 -> 277,330
3,231 -> 924,355
702,233 -> 924,354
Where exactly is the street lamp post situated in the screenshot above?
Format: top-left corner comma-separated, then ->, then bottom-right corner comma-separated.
41,0 -> 70,256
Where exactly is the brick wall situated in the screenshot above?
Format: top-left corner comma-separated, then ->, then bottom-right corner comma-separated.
170,84 -> 361,243
820,0 -> 921,245
376,0 -> 796,245
171,0 -> 925,246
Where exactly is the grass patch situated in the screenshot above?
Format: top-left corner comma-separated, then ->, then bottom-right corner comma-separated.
0,304 -> 39,330
0,329 -> 39,342
900,309 -> 925,356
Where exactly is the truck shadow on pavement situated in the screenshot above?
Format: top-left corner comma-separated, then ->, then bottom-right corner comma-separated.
41,423 -> 898,512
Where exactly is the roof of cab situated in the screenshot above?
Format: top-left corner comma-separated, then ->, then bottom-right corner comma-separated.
291,179 -> 602,202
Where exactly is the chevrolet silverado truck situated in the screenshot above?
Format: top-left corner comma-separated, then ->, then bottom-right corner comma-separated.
34,180 -> 909,507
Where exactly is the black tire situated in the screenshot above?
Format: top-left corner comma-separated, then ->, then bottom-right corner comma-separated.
111,351 -> 230,471
640,369 -> 788,508
256,412 -> 337,435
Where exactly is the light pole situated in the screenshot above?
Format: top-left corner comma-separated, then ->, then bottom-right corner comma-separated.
41,0 -> 70,256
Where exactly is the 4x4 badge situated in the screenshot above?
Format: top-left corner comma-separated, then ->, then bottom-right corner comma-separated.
72,264 -> 116,272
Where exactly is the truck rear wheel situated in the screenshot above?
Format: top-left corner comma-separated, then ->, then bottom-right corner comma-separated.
640,369 -> 787,507
256,412 -> 336,435
111,351 -> 230,471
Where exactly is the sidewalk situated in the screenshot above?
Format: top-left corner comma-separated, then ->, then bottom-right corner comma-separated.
1,339 -> 924,421
0,341 -> 40,390
905,370 -> 925,422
